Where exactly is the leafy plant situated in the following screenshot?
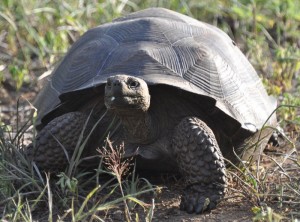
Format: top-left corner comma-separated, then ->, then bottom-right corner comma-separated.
252,205 -> 283,222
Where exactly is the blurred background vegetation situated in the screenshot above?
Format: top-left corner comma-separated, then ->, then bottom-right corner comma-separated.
0,1 -> 299,220
0,0 -> 300,125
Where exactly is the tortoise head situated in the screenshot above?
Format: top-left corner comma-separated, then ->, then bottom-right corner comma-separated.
104,75 -> 151,113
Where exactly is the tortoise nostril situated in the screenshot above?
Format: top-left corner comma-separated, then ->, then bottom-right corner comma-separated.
113,80 -> 122,87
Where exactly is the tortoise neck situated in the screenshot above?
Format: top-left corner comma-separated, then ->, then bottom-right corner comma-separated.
117,111 -> 158,144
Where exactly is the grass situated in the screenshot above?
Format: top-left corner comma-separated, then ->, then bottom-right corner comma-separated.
227,139 -> 300,221
0,111 -> 157,221
224,104 -> 300,221
1,0 -> 300,221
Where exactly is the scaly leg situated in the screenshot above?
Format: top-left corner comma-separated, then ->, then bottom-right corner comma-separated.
172,117 -> 226,214
26,112 -> 87,171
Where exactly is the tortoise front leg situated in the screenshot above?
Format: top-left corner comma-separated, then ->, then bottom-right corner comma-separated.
172,117 -> 226,214
26,112 -> 87,171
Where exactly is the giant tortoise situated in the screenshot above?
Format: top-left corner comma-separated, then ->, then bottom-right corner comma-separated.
27,8 -> 277,214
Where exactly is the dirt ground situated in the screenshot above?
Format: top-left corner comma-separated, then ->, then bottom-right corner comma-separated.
1,81 -> 299,221
109,192 -> 254,222
150,195 -> 253,222
138,183 -> 254,222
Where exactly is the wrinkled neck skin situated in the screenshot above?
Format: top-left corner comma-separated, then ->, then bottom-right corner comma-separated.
114,109 -> 158,144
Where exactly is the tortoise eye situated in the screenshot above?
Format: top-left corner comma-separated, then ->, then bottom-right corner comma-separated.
128,79 -> 139,88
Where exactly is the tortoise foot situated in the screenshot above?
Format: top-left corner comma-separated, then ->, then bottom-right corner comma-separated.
180,184 -> 224,214
173,117 -> 227,214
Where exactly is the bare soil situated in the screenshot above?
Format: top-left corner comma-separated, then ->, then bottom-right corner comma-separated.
140,183 -> 254,222
107,189 -> 254,222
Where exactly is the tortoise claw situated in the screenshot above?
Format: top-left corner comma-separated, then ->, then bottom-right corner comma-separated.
180,186 -> 221,214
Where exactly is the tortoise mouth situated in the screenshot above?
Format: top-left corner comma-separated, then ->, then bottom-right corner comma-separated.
104,95 -> 148,110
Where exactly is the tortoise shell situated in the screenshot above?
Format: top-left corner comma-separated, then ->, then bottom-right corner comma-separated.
34,8 -> 276,134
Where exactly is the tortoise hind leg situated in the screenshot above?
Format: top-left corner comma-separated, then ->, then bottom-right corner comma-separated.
172,117 -> 226,214
26,112 -> 87,171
